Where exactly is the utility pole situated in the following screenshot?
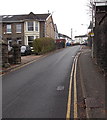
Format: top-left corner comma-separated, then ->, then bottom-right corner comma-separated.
91,0 -> 95,58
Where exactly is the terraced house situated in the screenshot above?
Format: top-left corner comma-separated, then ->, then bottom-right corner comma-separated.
1,12 -> 55,47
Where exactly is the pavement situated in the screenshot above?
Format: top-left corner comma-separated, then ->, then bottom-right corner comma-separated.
77,46 -> 106,119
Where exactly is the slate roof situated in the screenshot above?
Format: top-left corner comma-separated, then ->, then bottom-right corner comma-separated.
2,12 -> 50,22
75,35 -> 88,38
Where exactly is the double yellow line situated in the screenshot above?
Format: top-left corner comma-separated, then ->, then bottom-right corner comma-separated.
66,52 -> 80,119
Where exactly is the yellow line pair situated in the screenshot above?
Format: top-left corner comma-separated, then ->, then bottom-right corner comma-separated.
66,53 -> 80,119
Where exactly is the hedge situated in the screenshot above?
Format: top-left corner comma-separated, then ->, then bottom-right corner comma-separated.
33,37 -> 56,55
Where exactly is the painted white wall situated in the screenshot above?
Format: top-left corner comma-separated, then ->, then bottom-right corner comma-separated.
24,21 -> 40,45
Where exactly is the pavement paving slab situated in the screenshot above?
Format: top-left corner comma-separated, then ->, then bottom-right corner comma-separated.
78,46 -> 106,118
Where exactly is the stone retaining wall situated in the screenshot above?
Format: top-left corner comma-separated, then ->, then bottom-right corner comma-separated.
94,9 -> 107,73
1,40 -> 21,68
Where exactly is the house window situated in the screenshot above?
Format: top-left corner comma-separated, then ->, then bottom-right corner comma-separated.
6,24 -> 11,33
17,37 -> 22,45
28,36 -> 34,47
16,24 -> 22,33
36,36 -> 39,39
35,22 -> 38,31
27,22 -> 34,31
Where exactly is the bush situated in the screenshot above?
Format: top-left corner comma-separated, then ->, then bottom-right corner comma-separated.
33,37 -> 56,55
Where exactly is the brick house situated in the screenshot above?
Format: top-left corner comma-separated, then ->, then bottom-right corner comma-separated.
2,16 -> 24,46
1,12 -> 55,47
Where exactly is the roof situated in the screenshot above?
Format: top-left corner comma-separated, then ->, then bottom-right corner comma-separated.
1,12 -> 50,22
96,3 -> 107,6
95,0 -> 107,2
58,33 -> 71,39
95,0 -> 107,6
75,35 -> 88,38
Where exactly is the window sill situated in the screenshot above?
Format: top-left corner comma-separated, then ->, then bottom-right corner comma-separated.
6,32 -> 12,34
16,32 -> 22,34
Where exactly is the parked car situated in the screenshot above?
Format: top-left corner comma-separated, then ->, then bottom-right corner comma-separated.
21,45 -> 32,55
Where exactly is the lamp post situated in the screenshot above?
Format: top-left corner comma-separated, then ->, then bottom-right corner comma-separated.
91,0 -> 95,58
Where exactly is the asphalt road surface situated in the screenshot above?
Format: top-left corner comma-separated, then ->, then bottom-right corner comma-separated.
3,46 -> 80,118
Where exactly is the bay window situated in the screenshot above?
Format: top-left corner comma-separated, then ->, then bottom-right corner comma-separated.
27,22 -> 34,31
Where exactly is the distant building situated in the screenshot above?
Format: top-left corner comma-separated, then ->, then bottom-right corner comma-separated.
58,33 -> 71,43
74,35 -> 88,44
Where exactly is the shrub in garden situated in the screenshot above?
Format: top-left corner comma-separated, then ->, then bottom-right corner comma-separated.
33,37 -> 55,54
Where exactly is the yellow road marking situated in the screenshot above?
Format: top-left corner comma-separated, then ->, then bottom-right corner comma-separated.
66,57 -> 76,119
74,55 -> 78,118
66,52 -> 80,119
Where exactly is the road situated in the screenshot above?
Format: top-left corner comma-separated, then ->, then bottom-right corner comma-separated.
3,46 -> 80,118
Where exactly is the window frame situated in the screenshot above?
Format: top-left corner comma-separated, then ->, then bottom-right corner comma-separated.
16,24 -> 22,33
28,36 -> 34,47
35,22 -> 38,31
6,24 -> 12,33
27,21 -> 34,31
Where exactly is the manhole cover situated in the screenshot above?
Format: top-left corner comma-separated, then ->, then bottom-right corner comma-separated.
85,97 -> 103,108
57,86 -> 64,91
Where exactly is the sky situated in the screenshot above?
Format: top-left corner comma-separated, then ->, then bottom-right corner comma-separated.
0,0 -> 91,39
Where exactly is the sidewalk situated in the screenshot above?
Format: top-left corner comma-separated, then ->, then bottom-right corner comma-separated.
77,46 -> 106,118
1,55 -> 43,75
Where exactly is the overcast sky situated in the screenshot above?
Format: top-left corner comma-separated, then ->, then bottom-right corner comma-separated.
1,0 -> 91,38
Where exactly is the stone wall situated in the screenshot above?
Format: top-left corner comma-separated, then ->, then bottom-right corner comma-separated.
12,44 -> 21,64
1,41 -> 21,68
94,9 -> 107,73
1,40 -> 9,68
